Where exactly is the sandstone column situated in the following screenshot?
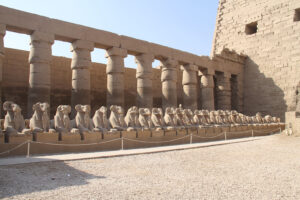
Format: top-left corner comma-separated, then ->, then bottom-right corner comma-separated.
135,53 -> 154,108
237,74 -> 244,112
200,69 -> 215,110
216,72 -> 232,110
105,47 -> 127,108
161,58 -> 178,110
0,24 -> 5,117
181,64 -> 198,110
70,40 -> 94,112
28,31 -> 54,117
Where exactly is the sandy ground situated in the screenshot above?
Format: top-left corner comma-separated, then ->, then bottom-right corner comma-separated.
0,134 -> 300,200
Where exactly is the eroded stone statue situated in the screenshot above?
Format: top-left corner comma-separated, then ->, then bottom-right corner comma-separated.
124,106 -> 140,131
214,110 -> 224,125
255,112 -> 264,124
151,108 -> 164,131
183,109 -> 194,127
164,107 -> 176,130
93,106 -> 110,132
3,101 -> 30,134
72,104 -> 93,133
209,111 -> 217,125
29,102 -> 51,133
54,105 -> 71,133
264,115 -> 272,123
174,107 -> 185,128
139,108 -> 152,130
109,105 -> 125,131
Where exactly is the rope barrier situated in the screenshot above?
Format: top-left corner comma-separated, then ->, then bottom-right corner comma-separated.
30,137 -> 122,146
123,135 -> 190,144
227,130 -> 253,135
253,128 -> 281,134
192,132 -> 225,139
0,141 -> 29,156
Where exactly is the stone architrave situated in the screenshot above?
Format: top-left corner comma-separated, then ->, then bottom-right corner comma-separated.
135,53 -> 154,108
27,31 -> 54,117
200,69 -> 215,110
70,40 -> 94,113
0,24 -> 5,117
216,72 -> 231,110
105,47 -> 127,108
181,64 -> 198,110
161,58 -> 178,110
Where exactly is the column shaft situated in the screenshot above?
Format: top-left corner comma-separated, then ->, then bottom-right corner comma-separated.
161,58 -> 178,110
181,64 -> 198,110
70,40 -> 94,111
105,47 -> 127,108
200,70 -> 215,110
135,54 -> 154,108
28,31 -> 54,117
0,24 -> 5,117
216,72 -> 231,110
237,74 -> 244,112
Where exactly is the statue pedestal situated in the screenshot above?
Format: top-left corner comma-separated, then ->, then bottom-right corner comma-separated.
60,133 -> 81,144
33,132 -> 59,143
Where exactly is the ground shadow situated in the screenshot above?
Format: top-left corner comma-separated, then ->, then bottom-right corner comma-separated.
0,160 -> 106,198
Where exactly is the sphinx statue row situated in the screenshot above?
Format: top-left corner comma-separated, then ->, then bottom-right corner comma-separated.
1,101 -> 281,135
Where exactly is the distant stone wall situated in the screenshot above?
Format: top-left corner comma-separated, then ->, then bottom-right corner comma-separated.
2,48 -> 180,117
212,0 -> 300,120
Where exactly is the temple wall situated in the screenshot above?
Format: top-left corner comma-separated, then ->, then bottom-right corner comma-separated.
212,0 -> 300,120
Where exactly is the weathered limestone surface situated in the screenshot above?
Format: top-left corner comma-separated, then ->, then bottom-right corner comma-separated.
181,64 -> 198,110
200,69 -> 215,110
135,54 -> 154,108
212,0 -> 300,120
106,47 -> 127,108
0,24 -> 5,117
28,31 -> 54,117
216,72 -> 231,110
70,40 -> 94,115
161,58 -> 178,109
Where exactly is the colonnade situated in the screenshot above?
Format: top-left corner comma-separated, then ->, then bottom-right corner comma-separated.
0,25 -> 242,117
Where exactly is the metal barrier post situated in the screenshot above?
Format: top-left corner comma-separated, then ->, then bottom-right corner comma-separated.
224,131 -> 227,140
251,129 -> 254,137
26,141 -> 30,158
121,137 -> 124,150
190,133 -> 193,144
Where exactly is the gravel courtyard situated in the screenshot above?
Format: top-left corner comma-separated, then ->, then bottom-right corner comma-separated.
0,134 -> 300,200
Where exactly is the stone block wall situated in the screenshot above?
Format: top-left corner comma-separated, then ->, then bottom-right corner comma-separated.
212,0 -> 300,120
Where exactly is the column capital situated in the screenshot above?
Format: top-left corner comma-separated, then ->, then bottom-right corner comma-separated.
71,40 -> 94,51
161,57 -> 178,68
105,47 -> 127,58
135,53 -> 154,63
223,72 -> 231,78
199,68 -> 215,76
180,63 -> 198,72
31,31 -> 54,44
0,24 -> 6,36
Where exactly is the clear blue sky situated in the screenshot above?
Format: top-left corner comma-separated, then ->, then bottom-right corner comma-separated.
1,0 -> 219,68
